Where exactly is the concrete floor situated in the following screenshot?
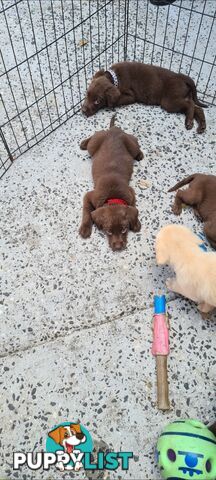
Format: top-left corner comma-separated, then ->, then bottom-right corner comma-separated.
1,1 -> 216,479
1,104 -> 216,479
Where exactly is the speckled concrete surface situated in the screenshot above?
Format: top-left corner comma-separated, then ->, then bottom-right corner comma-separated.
1,105 -> 216,479
1,1 -> 216,479
1,299 -> 216,480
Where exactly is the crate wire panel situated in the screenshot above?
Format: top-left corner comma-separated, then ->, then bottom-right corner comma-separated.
0,0 -> 215,179
0,0 -> 127,177
126,0 -> 216,105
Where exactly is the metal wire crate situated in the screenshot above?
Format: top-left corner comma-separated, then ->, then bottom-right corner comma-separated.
0,0 -> 215,178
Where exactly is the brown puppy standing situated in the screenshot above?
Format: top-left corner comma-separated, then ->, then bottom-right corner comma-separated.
82,62 -> 207,133
79,115 -> 143,251
169,174 -> 216,249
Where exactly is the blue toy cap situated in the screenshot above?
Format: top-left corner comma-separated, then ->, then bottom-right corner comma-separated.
154,295 -> 166,314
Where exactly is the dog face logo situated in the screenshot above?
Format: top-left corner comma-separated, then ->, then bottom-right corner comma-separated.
46,422 -> 93,472
48,424 -> 86,454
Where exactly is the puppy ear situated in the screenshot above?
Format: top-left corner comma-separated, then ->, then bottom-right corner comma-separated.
127,207 -> 141,232
105,85 -> 121,107
91,208 -> 105,230
93,69 -> 105,79
48,427 -> 61,445
70,423 -> 81,434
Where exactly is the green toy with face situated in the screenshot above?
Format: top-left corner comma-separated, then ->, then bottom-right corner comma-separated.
156,419 -> 216,479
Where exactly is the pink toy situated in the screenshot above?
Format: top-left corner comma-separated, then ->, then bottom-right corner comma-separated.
152,295 -> 170,410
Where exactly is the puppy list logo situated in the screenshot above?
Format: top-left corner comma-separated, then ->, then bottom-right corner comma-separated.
46,422 -> 93,472
13,421 -> 133,472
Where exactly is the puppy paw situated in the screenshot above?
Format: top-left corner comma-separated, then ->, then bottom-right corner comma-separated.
79,223 -> 92,238
136,150 -> 144,161
80,139 -> 88,150
133,219 -> 141,232
166,278 -> 173,290
198,302 -> 213,314
172,204 -> 182,216
74,461 -> 83,472
185,119 -> 194,130
197,124 -> 206,134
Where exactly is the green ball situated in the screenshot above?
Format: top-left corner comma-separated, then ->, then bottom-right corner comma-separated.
156,419 -> 216,479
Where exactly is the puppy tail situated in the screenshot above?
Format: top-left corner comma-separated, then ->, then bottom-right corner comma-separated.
185,77 -> 208,108
110,113 -> 117,128
168,174 -> 196,192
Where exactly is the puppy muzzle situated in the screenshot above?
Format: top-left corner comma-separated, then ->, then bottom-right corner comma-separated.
82,103 -> 94,116
110,240 -> 126,251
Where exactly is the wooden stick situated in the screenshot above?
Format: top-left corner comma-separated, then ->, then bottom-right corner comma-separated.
156,355 -> 170,411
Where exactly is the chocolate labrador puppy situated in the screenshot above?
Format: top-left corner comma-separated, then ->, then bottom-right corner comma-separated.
79,115 -> 143,251
169,174 -> 216,248
82,62 -> 207,133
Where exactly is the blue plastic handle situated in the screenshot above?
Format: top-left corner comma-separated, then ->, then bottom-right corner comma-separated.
154,295 -> 166,314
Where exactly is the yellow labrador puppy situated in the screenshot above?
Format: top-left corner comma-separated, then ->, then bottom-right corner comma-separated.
155,224 -> 216,316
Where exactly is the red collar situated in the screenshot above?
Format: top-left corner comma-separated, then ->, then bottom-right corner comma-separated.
106,198 -> 128,206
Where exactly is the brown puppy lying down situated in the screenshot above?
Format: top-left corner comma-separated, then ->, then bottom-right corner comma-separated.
169,174 -> 216,249
82,61 -> 207,133
79,115 -> 143,251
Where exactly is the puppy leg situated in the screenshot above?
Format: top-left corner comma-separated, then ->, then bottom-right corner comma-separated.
172,193 -> 184,215
166,278 -> 195,301
135,150 -> 144,161
74,461 -> 83,471
198,302 -> 214,319
124,135 -> 144,161
56,462 -> 65,472
128,186 -> 136,207
194,106 -> 206,134
161,97 -> 194,130
172,188 -> 199,215
204,221 -> 216,250
80,131 -> 106,155
166,277 -> 183,293
166,279 -> 214,314
79,191 -> 95,238
127,206 -> 141,232
117,89 -> 135,106
80,136 -> 92,150
184,100 -> 195,131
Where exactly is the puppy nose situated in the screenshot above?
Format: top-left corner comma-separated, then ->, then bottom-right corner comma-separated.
82,105 -> 91,117
76,432 -> 84,440
112,241 -> 124,251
